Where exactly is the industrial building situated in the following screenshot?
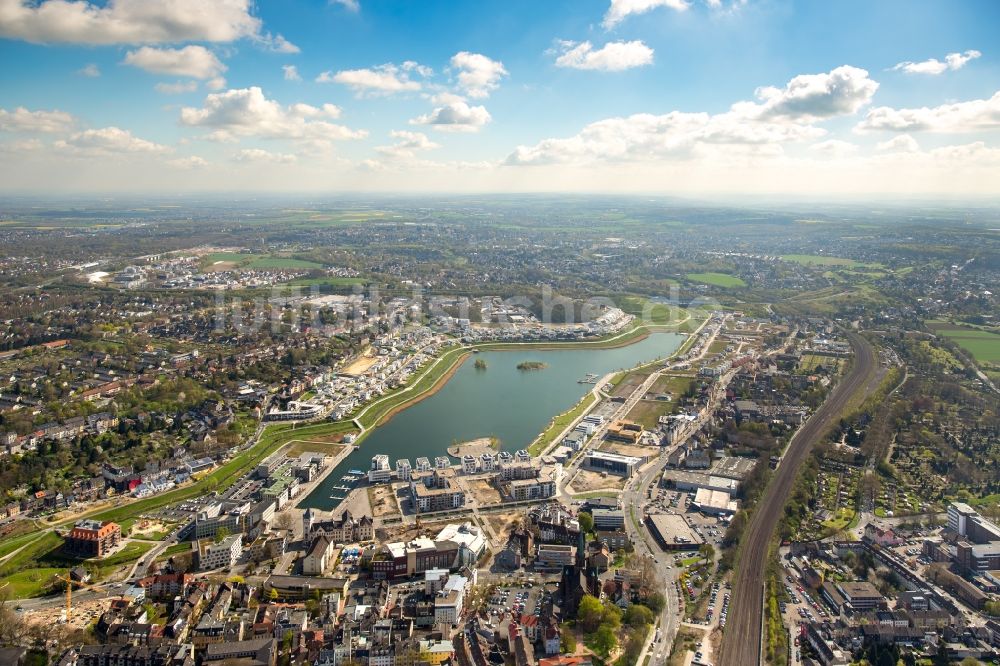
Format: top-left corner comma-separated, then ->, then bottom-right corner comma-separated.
692,487 -> 738,515
583,450 -> 643,477
662,470 -> 739,494
645,514 -> 702,551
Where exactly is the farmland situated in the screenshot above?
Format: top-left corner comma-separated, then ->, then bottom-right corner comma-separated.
931,325 -> 1000,364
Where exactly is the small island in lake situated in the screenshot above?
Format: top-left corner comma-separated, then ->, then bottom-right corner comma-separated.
474,358 -> 488,370
517,361 -> 548,371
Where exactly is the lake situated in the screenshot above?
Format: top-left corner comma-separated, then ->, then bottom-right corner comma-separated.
301,331 -> 685,510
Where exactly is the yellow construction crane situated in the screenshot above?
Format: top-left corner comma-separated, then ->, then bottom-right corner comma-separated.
54,573 -> 110,623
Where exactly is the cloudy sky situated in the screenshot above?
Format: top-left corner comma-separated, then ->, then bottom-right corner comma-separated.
1,0 -> 998,196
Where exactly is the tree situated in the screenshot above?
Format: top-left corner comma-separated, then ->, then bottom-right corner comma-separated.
576,595 -> 604,632
699,543 -> 715,565
559,623 -> 577,654
601,603 -> 622,630
214,527 -> 230,543
578,511 -> 594,534
272,511 -> 295,531
624,603 -> 654,628
591,624 -> 617,657
268,587 -> 279,602
644,592 -> 666,614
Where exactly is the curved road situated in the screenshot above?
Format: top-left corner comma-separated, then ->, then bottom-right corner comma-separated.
718,331 -> 877,666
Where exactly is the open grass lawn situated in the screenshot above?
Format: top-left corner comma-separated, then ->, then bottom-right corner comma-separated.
0,531 -> 64,574
283,439 -> 348,457
685,272 -> 746,288
99,542 -> 153,570
932,325 -> 1000,364
650,374 -> 693,399
0,530 -> 45,560
707,338 -> 729,355
618,296 -> 689,326
625,399 -> 673,430
155,543 -> 192,562
3,568 -> 64,598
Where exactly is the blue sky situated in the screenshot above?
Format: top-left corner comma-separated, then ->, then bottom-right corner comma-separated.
1,0 -> 998,195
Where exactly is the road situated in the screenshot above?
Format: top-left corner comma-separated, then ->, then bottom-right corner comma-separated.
718,331 -> 877,666
621,450 -> 683,664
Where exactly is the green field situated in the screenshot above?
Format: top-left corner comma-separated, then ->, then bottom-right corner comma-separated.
206,251 -> 250,263
247,256 -> 325,270
0,531 -> 46,560
288,277 -> 366,287
2,568 -> 64,598
204,252 -> 325,271
685,272 -> 746,288
618,297 -> 691,327
933,326 -> 1000,364
781,254 -> 858,267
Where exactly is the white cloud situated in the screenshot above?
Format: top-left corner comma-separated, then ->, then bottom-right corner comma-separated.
892,50 -> 981,75
402,60 -> 433,77
330,0 -> 360,11
180,86 -> 366,148
554,40 -> 653,72
0,138 -> 43,153
924,141 -> 1000,165
856,90 -> 1000,133
234,148 -> 297,163
735,65 -> 878,122
501,114 -> 817,166
168,155 -> 208,169
450,52 -> 506,98
809,139 -> 858,157
876,135 -> 919,153
123,45 -> 226,80
0,0 -> 262,44
375,130 -> 440,158
505,66 -> 877,166
78,63 -> 100,77
410,100 -> 492,132
155,81 -> 199,95
206,77 -> 226,91
603,0 -> 689,29
317,63 -> 424,95
260,33 -> 299,54
0,106 -> 74,133
54,126 -> 170,155
283,65 -> 301,82
429,92 -> 466,106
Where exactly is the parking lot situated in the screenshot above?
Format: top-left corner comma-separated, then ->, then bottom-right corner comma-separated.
779,568 -> 832,665
646,489 -> 729,549
485,584 -> 548,623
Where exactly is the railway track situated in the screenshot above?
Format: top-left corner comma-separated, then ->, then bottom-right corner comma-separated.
718,331 -> 877,666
